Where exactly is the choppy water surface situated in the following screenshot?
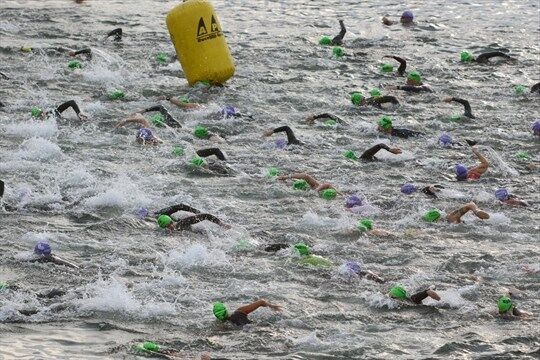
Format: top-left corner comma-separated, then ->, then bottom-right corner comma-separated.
1,0 -> 539,359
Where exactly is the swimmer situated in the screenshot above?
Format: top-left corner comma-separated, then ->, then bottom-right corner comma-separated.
33,100 -> 88,120
106,28 -> 122,41
388,286 -> 441,304
343,261 -> 385,283
196,148 -> 226,161
495,188 -> 529,207
387,71 -> 433,92
263,126 -> 302,146
382,10 -> 415,26
157,95 -> 200,110
306,113 -> 348,126
443,97 -> 475,118
532,120 -> 540,137
455,147 -> 490,181
383,55 -> 407,75
351,218 -> 395,237
423,202 -> 490,224
0,101 -> 4,108
377,116 -> 424,138
68,48 -> 92,60
0,71 -> 9,80
351,93 -> 400,108
213,299 -> 282,326
156,204 -> 231,231
401,183 -> 445,198
331,20 -> 347,45
277,173 -> 338,196
360,143 -> 402,161
497,295 -> 531,317
531,82 -> 540,93
30,242 -> 79,269
115,114 -> 163,145
460,50 -> 514,64
218,105 -> 253,119
135,105 -> 181,127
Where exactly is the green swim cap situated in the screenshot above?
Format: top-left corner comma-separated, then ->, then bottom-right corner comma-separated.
449,114 -> 463,122
407,71 -> 422,83
155,52 -> 167,64
320,188 -> 337,200
343,150 -> 358,161
267,167 -> 279,177
68,60 -> 82,69
190,156 -> 206,167
515,151 -> 530,161
31,106 -> 43,118
108,89 -> 125,100
179,96 -> 190,103
389,286 -> 407,300
369,88 -> 382,98
497,296 -> 513,313
20,46 -> 32,52
357,218 -> 374,232
213,302 -> 228,321
319,36 -> 332,45
157,215 -> 173,228
172,145 -> 184,156
323,119 -> 337,127
460,51 -> 472,63
381,63 -> 394,73
193,126 -> 209,139
0,282 -> 7,290
423,209 -> 441,222
378,116 -> 393,130
299,255 -> 333,267
199,80 -> 211,86
142,342 -> 160,352
333,47 -> 344,58
294,243 -> 310,256
293,179 -> 309,190
150,114 -> 165,127
514,85 -> 525,95
351,92 -> 364,105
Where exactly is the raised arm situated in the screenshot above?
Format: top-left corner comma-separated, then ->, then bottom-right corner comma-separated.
69,48 -> 92,59
55,100 -> 87,119
157,204 -> 201,216
444,97 -> 474,118
475,51 -> 512,63
331,20 -> 346,45
115,114 -> 151,128
306,113 -> 346,124
235,299 -> 281,315
196,148 -> 226,161
383,55 -> 407,75
360,143 -> 401,161
264,126 -> 301,145
106,28 -> 122,41
139,105 -> 178,125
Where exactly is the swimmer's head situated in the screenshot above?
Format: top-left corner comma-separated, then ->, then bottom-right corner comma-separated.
343,150 -> 358,161
460,51 -> 473,63
455,164 -> 468,181
495,188 -> 510,201
400,183 -> 418,195
136,128 -> 156,142
293,179 -> 309,191
68,60 -> 82,69
150,114 -> 165,127
381,63 -> 394,73
389,285 -> 407,299
407,71 -> 422,85
438,133 -> 453,147
267,167 -> 279,177
294,243 -> 310,256
142,342 -> 160,352
515,151 -> 530,161
155,52 -> 167,64
345,195 -> 362,208
275,138 -> 288,149
34,241 -> 52,256
320,188 -> 337,200
213,302 -> 229,321
194,126 -> 209,139
31,106 -> 43,118
369,88 -> 382,98
423,209 -> 441,222
108,89 -> 125,100
357,219 -> 373,232
221,105 -> 237,118
401,10 -> 414,24
497,296 -> 513,314
157,215 -> 173,228
377,116 -> 393,130
190,156 -> 206,167
172,145 -> 184,156
345,261 -> 362,274
532,120 -> 540,136
351,92 -> 364,106
514,85 -> 525,95
323,119 -> 337,127
333,47 -> 344,58
319,36 -> 332,45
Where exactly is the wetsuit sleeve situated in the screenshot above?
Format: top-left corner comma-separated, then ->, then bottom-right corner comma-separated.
0,180 -> 4,197
175,213 -> 223,230
311,113 -> 344,123
228,311 -> 251,326
196,148 -> 226,160
409,290 -> 430,304
264,243 -> 289,252
71,48 -> 92,59
360,143 -> 391,161
475,51 -> 511,63
142,105 -> 179,127
272,126 -> 301,145
370,96 -> 400,107
331,20 -> 346,45
391,56 -> 407,75
451,98 -> 474,118
532,82 -> 540,93
391,128 -> 424,138
157,204 -> 201,216
55,100 -> 81,116
396,85 -> 432,93
106,28 -> 123,40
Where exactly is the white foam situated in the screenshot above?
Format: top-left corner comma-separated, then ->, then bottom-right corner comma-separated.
164,244 -> 229,269
4,120 -> 58,139
15,137 -> 62,161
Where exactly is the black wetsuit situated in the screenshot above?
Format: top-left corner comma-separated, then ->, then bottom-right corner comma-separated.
360,143 -> 392,161
271,126 -> 302,145
228,311 -> 252,326
475,51 -> 512,63
196,148 -> 226,161
531,82 -> 540,93
310,113 -> 346,124
331,20 -> 346,45
71,48 -> 92,59
106,28 -> 122,41
47,100 -> 83,118
367,96 -> 400,107
0,180 -> 4,197
448,97 -> 474,118
156,204 -> 223,230
409,290 -> 431,304
142,105 -> 180,127
421,185 -> 444,198
395,85 -> 433,93
384,55 -> 407,75
391,128 -> 423,138
265,243 -> 289,252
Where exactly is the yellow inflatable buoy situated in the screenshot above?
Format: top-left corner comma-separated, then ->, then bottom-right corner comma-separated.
166,0 -> 235,86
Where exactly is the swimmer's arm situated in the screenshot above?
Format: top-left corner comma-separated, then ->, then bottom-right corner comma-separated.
361,270 -> 385,283
476,51 -> 512,63
331,20 -> 346,45
382,16 -> 395,26
235,299 -> 282,315
264,126 -> 301,145
106,28 -> 122,40
69,48 -> 92,59
360,144 -> 401,160
56,100 -> 87,120
373,95 -> 400,105
166,97 -> 200,109
384,55 -> 407,75
139,105 -> 177,124
158,204 -> 201,216
444,97 -> 474,118
504,198 -> 529,207
471,147 -> 489,168
288,173 -> 320,189
531,82 -> 540,93
115,115 -> 150,128
307,113 -> 345,124
0,71 -> 10,80
50,255 -> 80,269
196,148 -> 226,161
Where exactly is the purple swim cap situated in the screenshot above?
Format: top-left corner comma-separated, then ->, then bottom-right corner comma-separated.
136,207 -> 149,218
34,241 -> 51,256
532,120 -> 540,136
275,138 -> 288,149
438,133 -> 452,147
221,105 -> 237,118
345,261 -> 362,274
345,195 -> 363,208
137,128 -> 155,142
455,164 -> 468,181
495,188 -> 510,201
401,10 -> 414,20
401,183 -> 418,195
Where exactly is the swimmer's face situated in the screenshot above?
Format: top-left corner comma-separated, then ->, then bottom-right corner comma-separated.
167,222 -> 176,231
378,125 -> 391,133
400,17 -> 413,24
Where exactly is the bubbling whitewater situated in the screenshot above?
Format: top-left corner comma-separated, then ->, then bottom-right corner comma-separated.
1,0 -> 539,359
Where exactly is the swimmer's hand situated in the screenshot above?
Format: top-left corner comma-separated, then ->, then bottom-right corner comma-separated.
265,301 -> 282,312
427,289 -> 441,301
263,129 -> 274,137
78,113 -> 88,120
443,97 -> 453,102
382,16 -> 394,26
389,148 -> 402,155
